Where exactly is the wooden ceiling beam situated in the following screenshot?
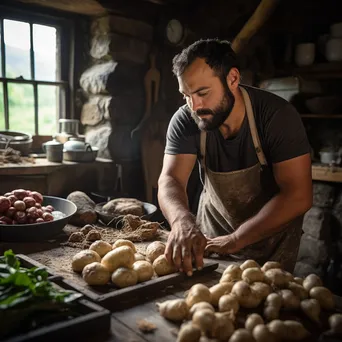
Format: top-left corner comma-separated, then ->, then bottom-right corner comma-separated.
14,0 -> 107,16
232,0 -> 281,53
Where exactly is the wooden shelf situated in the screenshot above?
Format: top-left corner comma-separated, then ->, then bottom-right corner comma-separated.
312,164 -> 342,183
276,62 -> 342,80
301,114 -> 342,118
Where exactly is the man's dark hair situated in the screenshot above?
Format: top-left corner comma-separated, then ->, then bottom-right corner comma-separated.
172,39 -> 239,86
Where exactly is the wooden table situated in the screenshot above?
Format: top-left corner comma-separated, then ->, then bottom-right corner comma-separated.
1,241 -> 342,342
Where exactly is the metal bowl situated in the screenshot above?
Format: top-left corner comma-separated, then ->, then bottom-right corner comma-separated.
95,201 -> 157,226
63,147 -> 99,162
0,196 -> 77,242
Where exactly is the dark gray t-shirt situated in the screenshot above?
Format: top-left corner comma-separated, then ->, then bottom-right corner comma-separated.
165,85 -> 310,172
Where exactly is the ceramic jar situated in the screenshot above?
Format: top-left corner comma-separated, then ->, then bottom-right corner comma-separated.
42,137 -> 63,162
295,43 -> 315,66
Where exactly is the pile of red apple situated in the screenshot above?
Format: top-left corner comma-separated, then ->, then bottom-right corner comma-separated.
0,189 -> 55,225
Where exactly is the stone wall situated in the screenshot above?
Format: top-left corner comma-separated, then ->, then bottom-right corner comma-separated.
78,15 -> 153,198
295,181 -> 342,294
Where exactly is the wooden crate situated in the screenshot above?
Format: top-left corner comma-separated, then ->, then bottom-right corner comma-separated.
3,299 -> 111,342
2,255 -> 111,342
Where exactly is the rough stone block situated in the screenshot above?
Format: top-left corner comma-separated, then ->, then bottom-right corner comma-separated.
313,182 -> 336,208
333,189 -> 342,230
80,60 -> 143,96
85,122 -> 112,159
302,206 -> 331,240
91,15 -> 153,42
297,234 -> 331,268
81,95 -> 111,126
91,32 -> 150,64
80,60 -> 117,95
293,261 -> 324,278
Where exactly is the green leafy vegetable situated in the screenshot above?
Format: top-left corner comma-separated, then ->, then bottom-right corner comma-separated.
0,250 -> 84,339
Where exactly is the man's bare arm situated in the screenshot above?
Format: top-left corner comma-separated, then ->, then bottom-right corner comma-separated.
158,154 -> 196,225
158,154 -> 206,275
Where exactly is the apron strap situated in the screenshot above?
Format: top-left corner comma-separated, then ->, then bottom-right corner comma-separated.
200,130 -> 207,169
240,87 -> 268,166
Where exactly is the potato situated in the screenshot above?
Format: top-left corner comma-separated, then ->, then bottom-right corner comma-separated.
261,261 -> 281,272
186,284 -> 211,308
229,329 -> 254,342
283,320 -> 310,340
192,309 -> 215,335
264,268 -> 293,287
242,267 -> 264,283
153,255 -> 176,276
287,282 -> 308,300
82,262 -> 110,285
209,282 -> 233,307
0,196 -> 11,213
218,293 -> 240,314
134,253 -> 146,261
250,282 -> 272,300
245,313 -> 264,332
211,312 -> 235,340
220,264 -> 242,282
112,239 -> 136,253
133,260 -> 154,282
231,281 -> 262,308
111,267 -> 138,288
189,301 -> 215,319
101,245 -> 135,272
145,241 -> 166,263
300,298 -> 321,323
157,299 -> 189,321
293,277 -> 303,285
240,259 -> 260,271
72,250 -> 101,272
329,313 -> 342,335
303,273 -> 322,292
263,293 -> 282,321
267,320 -> 287,340
89,240 -> 112,257
177,321 -> 201,342
252,324 -> 277,342
309,286 -> 334,310
278,289 -> 300,310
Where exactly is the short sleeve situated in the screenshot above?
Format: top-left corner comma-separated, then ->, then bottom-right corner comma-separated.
164,107 -> 198,155
265,104 -> 311,163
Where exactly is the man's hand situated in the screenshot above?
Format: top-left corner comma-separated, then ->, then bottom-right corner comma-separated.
165,217 -> 206,276
205,234 -> 240,255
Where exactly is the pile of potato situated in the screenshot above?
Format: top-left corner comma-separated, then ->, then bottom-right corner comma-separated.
156,259 -> 342,342
71,239 -> 177,288
0,189 -> 55,224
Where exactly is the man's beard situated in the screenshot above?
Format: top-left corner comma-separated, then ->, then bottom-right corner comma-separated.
191,89 -> 235,131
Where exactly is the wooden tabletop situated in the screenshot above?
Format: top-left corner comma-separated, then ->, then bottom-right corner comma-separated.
1,241 -> 342,342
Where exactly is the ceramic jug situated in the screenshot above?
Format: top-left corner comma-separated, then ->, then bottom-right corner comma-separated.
63,137 -> 92,152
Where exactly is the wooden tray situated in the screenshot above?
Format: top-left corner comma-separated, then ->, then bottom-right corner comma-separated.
58,261 -> 219,309
3,299 -> 111,342
17,254 -> 219,310
17,254 -> 61,281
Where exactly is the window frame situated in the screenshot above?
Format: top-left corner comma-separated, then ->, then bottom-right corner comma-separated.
0,5 -> 75,137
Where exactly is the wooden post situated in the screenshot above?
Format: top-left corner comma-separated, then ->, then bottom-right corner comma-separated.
232,0 -> 281,54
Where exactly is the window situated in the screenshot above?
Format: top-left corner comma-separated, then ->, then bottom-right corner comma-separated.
0,8 -> 71,136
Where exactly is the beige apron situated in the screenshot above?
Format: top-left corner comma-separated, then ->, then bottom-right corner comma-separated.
197,87 -> 303,272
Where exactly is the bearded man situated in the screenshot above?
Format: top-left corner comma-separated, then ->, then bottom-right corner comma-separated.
157,39 -> 312,274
